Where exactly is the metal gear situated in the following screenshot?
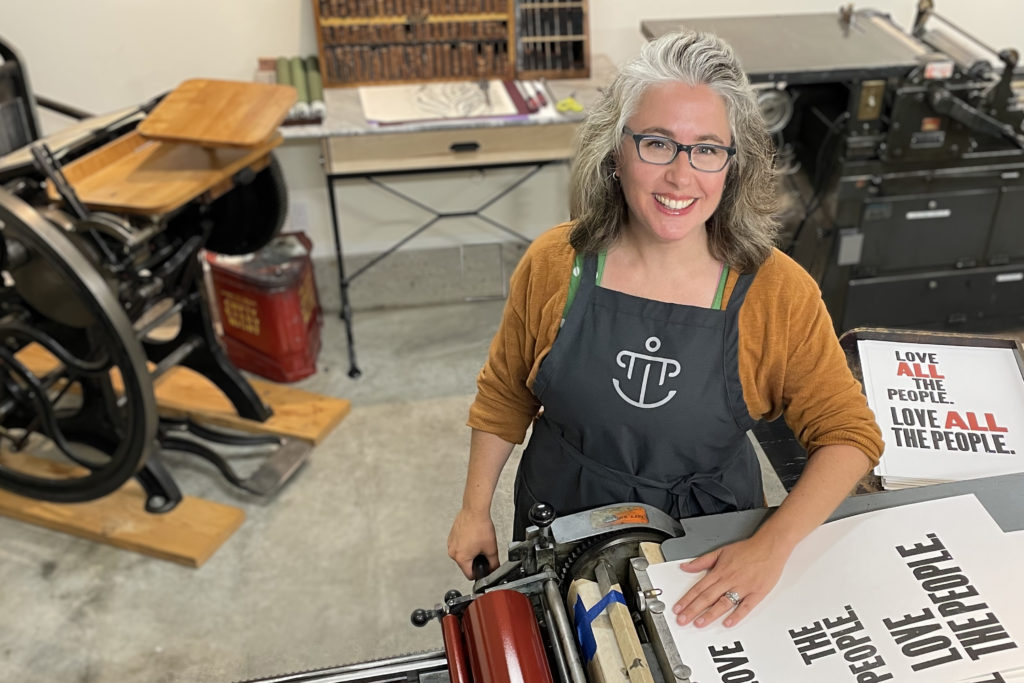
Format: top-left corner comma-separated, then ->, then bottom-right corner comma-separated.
0,187 -> 156,502
557,529 -> 670,595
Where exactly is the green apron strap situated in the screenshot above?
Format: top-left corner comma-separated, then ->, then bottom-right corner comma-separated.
711,263 -> 730,311
563,254 -> 726,320
562,252 -> 606,324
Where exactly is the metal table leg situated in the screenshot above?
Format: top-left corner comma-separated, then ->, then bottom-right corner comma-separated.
324,162 -> 548,378
325,170 -> 361,378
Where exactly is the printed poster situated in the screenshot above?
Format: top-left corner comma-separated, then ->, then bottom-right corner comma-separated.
646,495 -> 1024,682
858,340 -> 1024,486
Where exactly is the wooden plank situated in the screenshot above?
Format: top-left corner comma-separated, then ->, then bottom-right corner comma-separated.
639,541 -> 666,565
3,347 -> 346,566
568,577 -> 630,683
15,343 -> 145,393
154,367 -> 350,445
45,131 -> 282,215
0,451 -> 244,568
138,79 -> 296,147
15,344 -> 350,445
595,561 -> 656,683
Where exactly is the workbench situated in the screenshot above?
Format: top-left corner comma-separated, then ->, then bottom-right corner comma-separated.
280,57 -> 615,377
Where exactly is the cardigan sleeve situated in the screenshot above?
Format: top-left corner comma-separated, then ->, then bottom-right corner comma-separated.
738,250 -> 884,465
467,225 -> 573,444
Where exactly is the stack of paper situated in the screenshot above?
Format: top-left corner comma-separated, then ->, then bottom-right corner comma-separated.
859,340 -> 1024,489
647,495 -> 1024,681
357,80 -> 562,127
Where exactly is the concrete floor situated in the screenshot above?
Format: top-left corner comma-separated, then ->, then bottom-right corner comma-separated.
0,299 -> 786,683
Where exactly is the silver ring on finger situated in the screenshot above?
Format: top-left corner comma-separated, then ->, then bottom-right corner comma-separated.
723,590 -> 742,606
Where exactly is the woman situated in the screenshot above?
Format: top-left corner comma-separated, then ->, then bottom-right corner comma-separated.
447,30 -> 883,629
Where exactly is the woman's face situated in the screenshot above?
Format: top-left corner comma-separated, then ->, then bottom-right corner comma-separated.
618,81 -> 732,247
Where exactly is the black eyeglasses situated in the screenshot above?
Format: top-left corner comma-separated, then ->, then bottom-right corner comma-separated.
623,126 -> 736,173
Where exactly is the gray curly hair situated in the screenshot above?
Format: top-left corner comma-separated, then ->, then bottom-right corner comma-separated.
569,30 -> 779,272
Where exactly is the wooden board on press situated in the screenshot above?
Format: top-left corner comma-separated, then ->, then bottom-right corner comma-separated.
0,451 -> 244,568
138,79 -> 296,147
44,130 -> 281,215
154,366 -> 350,445
15,344 -> 350,445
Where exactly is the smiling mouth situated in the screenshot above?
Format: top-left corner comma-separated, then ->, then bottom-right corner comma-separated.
654,194 -> 696,210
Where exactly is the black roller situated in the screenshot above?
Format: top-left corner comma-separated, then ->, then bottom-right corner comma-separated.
200,155 -> 288,256
557,529 -> 670,596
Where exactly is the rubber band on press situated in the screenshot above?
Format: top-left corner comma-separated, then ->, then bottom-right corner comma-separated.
573,590 -> 626,663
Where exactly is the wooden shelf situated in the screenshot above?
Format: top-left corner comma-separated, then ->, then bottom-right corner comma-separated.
516,67 -> 588,80
516,0 -> 589,78
314,0 -> 516,87
520,1 -> 584,7
520,34 -> 584,43
311,0 -> 587,87
320,12 -> 508,26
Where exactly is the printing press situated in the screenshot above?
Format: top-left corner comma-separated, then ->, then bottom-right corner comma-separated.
242,501 -> 694,683
0,38 -> 308,510
238,468 -> 1024,683
644,2 -> 1024,333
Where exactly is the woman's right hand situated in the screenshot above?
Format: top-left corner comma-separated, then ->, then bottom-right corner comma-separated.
447,508 -> 499,579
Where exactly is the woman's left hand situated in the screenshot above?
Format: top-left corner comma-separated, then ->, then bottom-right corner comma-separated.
671,532 -> 791,628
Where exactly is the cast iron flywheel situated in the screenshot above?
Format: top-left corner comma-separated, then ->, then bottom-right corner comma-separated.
0,187 -> 157,501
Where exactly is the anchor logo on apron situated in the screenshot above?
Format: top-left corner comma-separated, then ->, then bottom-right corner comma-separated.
612,336 -> 680,409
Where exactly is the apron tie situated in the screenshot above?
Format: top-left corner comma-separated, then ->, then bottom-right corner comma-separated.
553,424 -> 739,516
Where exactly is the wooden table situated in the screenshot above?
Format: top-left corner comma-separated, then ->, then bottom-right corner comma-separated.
280,56 -> 616,377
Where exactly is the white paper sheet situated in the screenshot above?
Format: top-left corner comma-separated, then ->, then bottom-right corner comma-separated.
646,495 -> 1024,682
859,340 -> 1024,486
358,80 -> 519,123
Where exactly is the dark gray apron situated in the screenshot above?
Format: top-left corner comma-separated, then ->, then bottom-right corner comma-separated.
513,254 -> 762,538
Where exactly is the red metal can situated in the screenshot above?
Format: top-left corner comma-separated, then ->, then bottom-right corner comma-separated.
206,232 -> 322,382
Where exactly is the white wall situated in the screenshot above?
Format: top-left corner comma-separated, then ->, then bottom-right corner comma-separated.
1,0 -> 317,115
2,0 -> 1021,258
5,1 -> 1021,108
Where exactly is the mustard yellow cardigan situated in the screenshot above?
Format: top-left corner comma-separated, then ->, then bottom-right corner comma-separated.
468,223 -> 884,466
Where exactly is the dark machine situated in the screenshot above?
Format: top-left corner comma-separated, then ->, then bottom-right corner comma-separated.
0,37 -> 306,511
643,3 -> 1024,333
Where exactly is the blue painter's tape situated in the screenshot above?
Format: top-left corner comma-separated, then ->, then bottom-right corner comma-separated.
573,589 -> 627,663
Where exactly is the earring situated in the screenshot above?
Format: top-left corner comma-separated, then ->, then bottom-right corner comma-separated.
612,170 -> 620,180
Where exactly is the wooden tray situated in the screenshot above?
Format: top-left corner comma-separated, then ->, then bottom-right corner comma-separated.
138,79 -> 296,147
45,130 -> 281,215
